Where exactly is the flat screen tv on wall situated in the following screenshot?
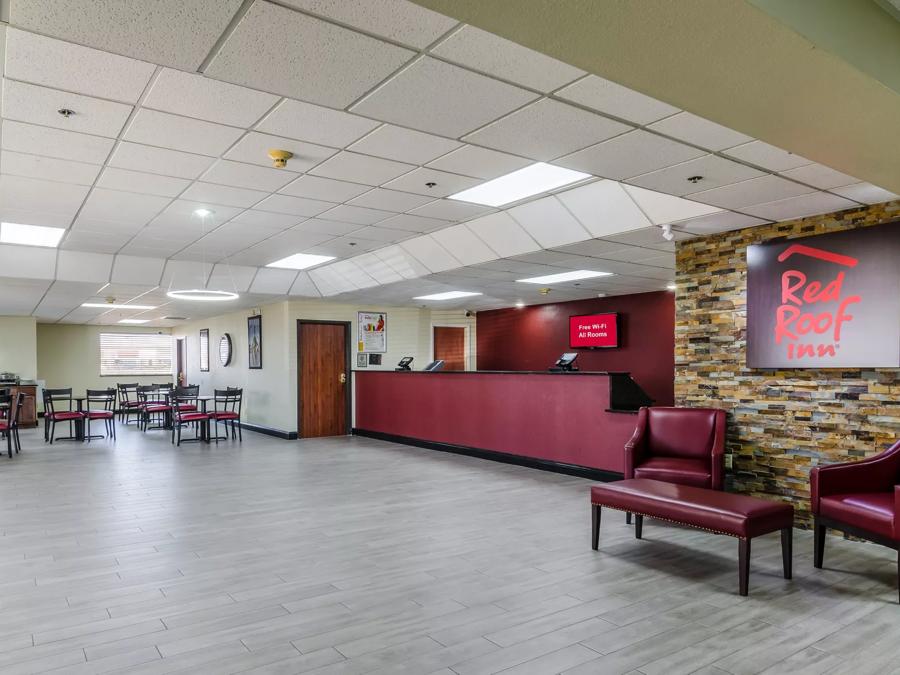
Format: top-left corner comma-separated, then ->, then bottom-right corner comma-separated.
570,312 -> 619,349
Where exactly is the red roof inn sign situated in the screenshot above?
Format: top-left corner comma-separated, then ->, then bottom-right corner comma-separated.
747,222 -> 900,368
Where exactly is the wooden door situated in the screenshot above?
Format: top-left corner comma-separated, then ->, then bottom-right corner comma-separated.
298,322 -> 348,438
433,326 -> 466,371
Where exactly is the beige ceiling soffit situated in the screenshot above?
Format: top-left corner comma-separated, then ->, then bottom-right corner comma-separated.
409,0 -> 900,194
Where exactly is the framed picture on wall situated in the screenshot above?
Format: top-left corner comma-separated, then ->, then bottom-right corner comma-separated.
356,353 -> 367,368
199,329 -> 209,372
248,315 -> 262,369
357,311 -> 387,353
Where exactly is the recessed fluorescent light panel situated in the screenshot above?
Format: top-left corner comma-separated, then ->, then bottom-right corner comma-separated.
267,253 -> 336,270
82,303 -> 157,310
0,222 -> 65,248
118,319 -> 150,324
517,270 -> 613,284
448,163 -> 591,207
413,291 -> 483,301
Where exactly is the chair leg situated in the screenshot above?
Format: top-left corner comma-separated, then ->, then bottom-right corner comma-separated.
781,527 -> 792,579
813,518 -> 825,569
625,512 -> 632,525
897,550 -> 899,604
739,538 -> 750,596
635,515 -> 643,540
237,420 -> 241,441
6,431 -> 11,458
591,504 -> 601,550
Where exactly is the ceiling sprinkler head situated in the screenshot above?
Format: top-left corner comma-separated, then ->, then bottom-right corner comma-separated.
687,175 -> 703,184
539,287 -> 551,295
425,181 -> 437,188
57,108 -> 75,118
661,224 -> 675,242
268,149 -> 293,168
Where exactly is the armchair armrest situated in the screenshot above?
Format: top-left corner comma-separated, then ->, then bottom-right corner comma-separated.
624,407 -> 649,479
895,486 -> 900,540
709,409 -> 727,491
810,441 -> 900,513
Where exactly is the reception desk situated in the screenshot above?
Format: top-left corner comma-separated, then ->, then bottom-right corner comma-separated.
354,371 -> 650,476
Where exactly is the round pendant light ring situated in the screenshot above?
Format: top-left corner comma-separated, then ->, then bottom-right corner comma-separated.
166,289 -> 239,302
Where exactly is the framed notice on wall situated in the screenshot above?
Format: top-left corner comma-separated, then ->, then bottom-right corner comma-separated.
747,221 -> 900,368
358,311 -> 387,353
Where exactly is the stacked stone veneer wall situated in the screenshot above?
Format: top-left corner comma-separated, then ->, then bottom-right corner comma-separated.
675,200 -> 900,526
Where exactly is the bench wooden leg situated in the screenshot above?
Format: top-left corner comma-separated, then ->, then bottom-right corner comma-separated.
635,515 -> 643,539
739,538 -> 750,596
591,505 -> 601,550
781,527 -> 792,579
625,512 -> 632,525
813,517 -> 825,569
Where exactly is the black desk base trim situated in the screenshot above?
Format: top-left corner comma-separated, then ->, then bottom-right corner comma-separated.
238,422 -> 298,440
352,428 -> 623,482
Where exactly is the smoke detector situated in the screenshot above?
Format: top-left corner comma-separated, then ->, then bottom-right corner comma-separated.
268,149 -> 293,168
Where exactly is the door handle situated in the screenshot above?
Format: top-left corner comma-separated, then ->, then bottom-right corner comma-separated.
339,373 -> 347,384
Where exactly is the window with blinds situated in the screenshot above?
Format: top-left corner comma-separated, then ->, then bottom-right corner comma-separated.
199,329 -> 209,372
99,333 -> 174,376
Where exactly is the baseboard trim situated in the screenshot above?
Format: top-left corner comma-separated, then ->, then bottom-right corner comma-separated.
238,422 -> 298,440
352,428 -> 622,482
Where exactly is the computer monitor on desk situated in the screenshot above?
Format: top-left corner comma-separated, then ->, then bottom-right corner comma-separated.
423,360 -> 445,372
549,352 -> 579,372
395,356 -> 414,371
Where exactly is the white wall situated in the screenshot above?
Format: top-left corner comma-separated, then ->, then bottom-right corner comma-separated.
176,299 -> 473,434
0,316 -> 37,380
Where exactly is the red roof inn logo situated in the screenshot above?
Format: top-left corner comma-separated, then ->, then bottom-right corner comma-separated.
747,223 -> 900,369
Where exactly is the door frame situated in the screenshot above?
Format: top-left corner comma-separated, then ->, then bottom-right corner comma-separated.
296,319 -> 352,438
175,337 -> 186,386
430,323 -> 472,371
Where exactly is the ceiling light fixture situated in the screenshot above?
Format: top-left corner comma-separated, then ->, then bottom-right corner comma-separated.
448,162 -> 591,207
118,319 -> 150,324
518,270 -> 613,284
82,303 -> 157,310
267,253 -> 336,270
166,289 -> 239,302
0,222 -> 65,248
413,291 -> 483,301
666,283 -> 677,291
192,208 -> 214,217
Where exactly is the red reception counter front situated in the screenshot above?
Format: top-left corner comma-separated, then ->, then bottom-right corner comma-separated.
354,371 -> 643,474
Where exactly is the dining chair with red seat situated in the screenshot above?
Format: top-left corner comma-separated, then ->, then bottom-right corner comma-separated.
0,392 -> 23,458
116,383 -> 141,425
85,388 -> 116,441
170,386 -> 208,446
137,385 -> 170,432
42,388 -> 83,444
209,388 -> 242,442
811,440 -> 900,602
624,406 -> 727,523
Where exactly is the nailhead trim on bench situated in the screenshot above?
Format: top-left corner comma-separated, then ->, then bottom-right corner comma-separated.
591,502 -> 747,539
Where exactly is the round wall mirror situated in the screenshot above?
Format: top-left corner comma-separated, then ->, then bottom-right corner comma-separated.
219,333 -> 233,366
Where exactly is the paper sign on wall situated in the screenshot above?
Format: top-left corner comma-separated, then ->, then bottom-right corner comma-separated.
358,311 -> 387,353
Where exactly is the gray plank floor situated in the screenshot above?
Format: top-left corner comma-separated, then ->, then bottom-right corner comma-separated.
0,424 -> 897,674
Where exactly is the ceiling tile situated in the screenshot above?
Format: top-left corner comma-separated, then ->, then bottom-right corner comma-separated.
4,28 -> 155,103
688,174 -> 816,209
425,144 -> 531,179
2,79 -> 133,138
96,167 -> 189,197
231,209 -> 303,231
556,180 -> 651,236
647,111 -> 753,151
352,252 -> 404,285
1,150 -> 101,186
671,211 -> 769,235
201,160 -> 296,192
463,98 -> 630,161
347,225 -> 413,242
289,270 -> 323,297
280,0 -> 457,49
627,154 -> 765,196
742,192 -> 859,221
723,140 -> 811,171
180,182 -> 268,208
621,185 -> 722,225
56,250 -> 113,283
780,163 -> 858,189
407,199 -> 493,221
310,151 -> 414,185
110,255 -> 165,285
143,68 -> 280,127
79,187 -> 170,225
249,267 -> 298,295
0,174 -> 89,217
507,195 -> 590,248
351,56 -> 538,138
376,213 -> 449,233
71,215 -> 143,236
381,167 -> 479,197
292,217 -> 361,236
347,188 -> 434,212
206,264 -> 257,293
10,0 -> 245,71
319,204 -> 393,225
147,199 -> 242,230
431,223 -> 498,265
554,130 -> 706,180
0,244 -> 57,281
255,193 -> 337,217
205,2 -> 414,108
556,75 -> 680,125
399,235 -> 461,272
279,175 -> 371,202
107,142 -> 214,179
466,211 -> 538,257
124,109 -> 244,157
1,120 -> 114,165
256,99 -> 380,148
223,131 -> 337,172
831,182 -> 899,205
347,125 -> 462,165
602,226 -> 692,249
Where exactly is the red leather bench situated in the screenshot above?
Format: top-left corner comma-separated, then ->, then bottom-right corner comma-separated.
591,478 -> 794,596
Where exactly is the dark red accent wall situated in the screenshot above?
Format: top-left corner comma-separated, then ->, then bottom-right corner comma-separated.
476,291 -> 675,406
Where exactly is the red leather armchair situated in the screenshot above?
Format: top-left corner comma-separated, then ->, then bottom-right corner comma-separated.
810,440 -> 900,601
